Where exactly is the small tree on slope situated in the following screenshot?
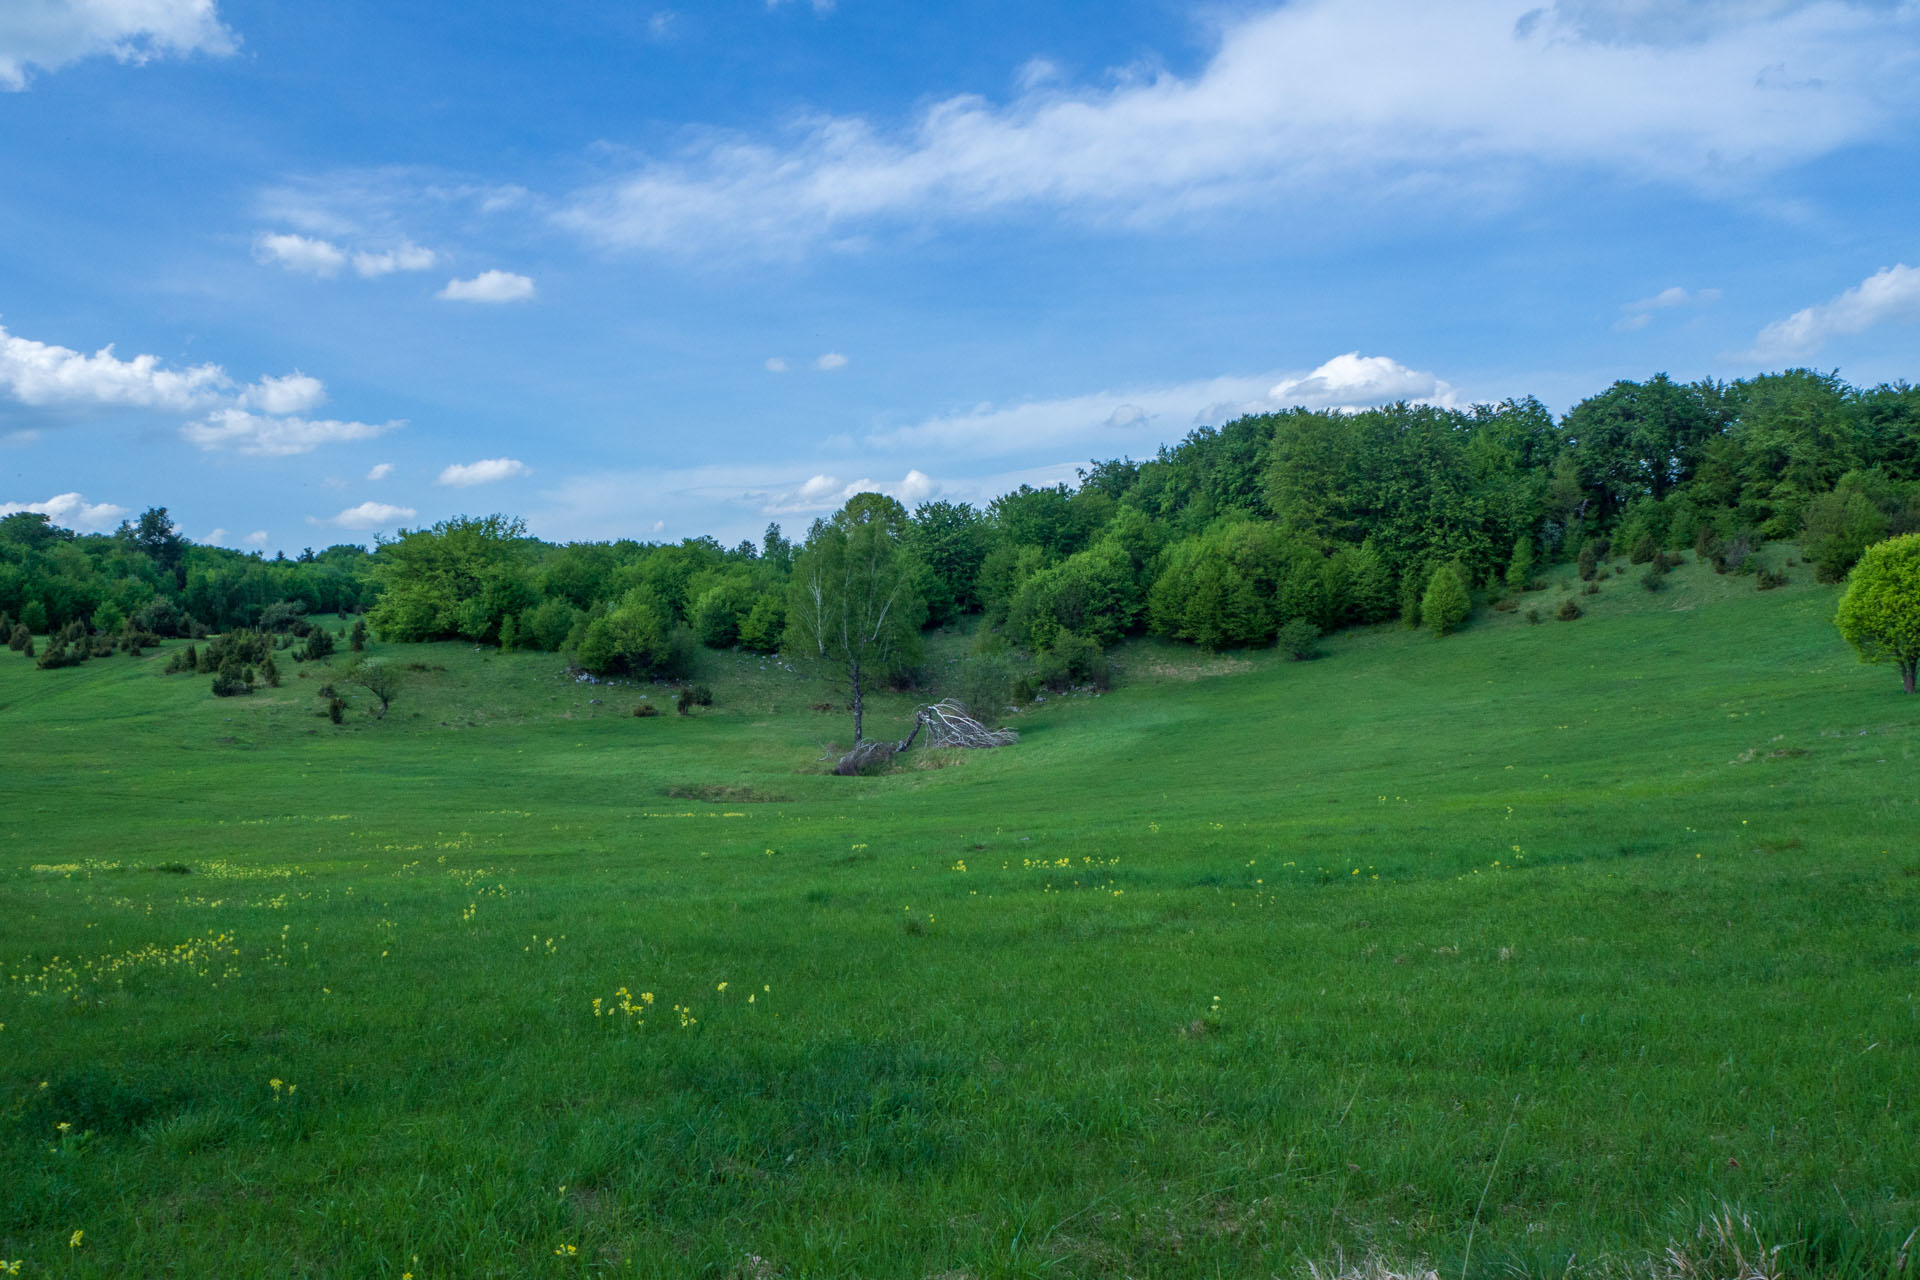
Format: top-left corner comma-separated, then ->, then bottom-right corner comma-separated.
1834,533 -> 1920,693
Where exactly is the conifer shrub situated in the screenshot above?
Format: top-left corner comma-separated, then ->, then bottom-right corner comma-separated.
300,628 -> 337,662
260,654 -> 281,687
36,638 -> 86,669
632,702 -> 659,717
327,697 -> 346,724
1629,533 -> 1658,564
1583,581 -> 1600,596
1421,563 -> 1471,637
1756,567 -> 1789,590
8,624 -> 29,652
1557,598 -> 1584,621
350,618 -> 367,651
1577,542 -> 1599,580
1641,562 -> 1667,592
1525,607 -> 1543,625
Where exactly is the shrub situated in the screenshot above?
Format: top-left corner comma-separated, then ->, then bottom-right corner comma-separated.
9,623 -> 30,652
260,654 -> 281,687
1577,542 -> 1598,581
675,683 -> 713,714
1640,563 -> 1667,592
36,639 -> 86,669
258,600 -> 309,633
632,702 -> 659,717
738,593 -> 786,654
1504,537 -> 1536,594
350,618 -> 368,651
133,597 -> 183,637
300,628 -> 337,662
954,651 -> 1019,715
1277,617 -> 1321,660
1556,598 -> 1584,621
1629,533 -> 1658,564
1492,597 -> 1518,613
1035,629 -> 1110,692
327,697 -> 346,724
1525,608 -> 1542,625
210,666 -> 252,697
1421,563 -> 1471,637
1756,567 -> 1789,591
91,600 -> 127,636
1582,581 -> 1600,596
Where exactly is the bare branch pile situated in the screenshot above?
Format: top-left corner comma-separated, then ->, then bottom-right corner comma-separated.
914,699 -> 1018,749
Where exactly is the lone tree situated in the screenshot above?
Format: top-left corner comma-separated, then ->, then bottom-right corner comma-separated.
786,493 -> 927,742
1422,562 -> 1471,637
1834,533 -> 1920,693
346,658 -> 407,718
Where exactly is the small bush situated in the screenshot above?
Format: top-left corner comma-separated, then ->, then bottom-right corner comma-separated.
300,628 -> 337,662
350,619 -> 367,652
1276,618 -> 1321,660
1629,533 -> 1658,564
1556,598 -> 1584,621
1756,567 -> 1789,591
211,668 -> 252,697
1582,581 -> 1600,596
955,651 -> 1020,715
1641,563 -> 1667,592
1422,563 -> 1471,637
1577,542 -> 1599,580
675,683 -> 713,714
8,623 -> 28,652
36,639 -> 87,669
1525,608 -> 1542,625
633,703 -> 659,717
326,697 -> 346,724
1492,597 -> 1518,613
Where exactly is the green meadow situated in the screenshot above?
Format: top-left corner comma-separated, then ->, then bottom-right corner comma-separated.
2,554 -> 1915,1278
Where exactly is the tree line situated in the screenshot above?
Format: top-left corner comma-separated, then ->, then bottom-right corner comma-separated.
6,367 -> 1918,719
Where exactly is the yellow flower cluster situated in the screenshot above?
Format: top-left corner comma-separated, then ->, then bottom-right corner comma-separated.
12,930 -> 245,1002
594,986 -> 656,1025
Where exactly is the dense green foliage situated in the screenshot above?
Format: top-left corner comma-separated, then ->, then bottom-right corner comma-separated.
1,557 -> 1914,1276
5,370 -> 1919,689
1833,531 -> 1920,692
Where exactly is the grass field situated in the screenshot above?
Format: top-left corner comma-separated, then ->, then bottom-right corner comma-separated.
2,553 -> 1916,1278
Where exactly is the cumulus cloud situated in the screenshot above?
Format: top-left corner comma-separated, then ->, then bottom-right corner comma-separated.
0,491 -> 129,531
238,372 -> 327,415
1268,352 -> 1458,409
765,357 -> 790,373
437,270 -> 535,303
557,0 -> 1916,257
253,232 -> 347,277
814,352 -> 849,371
0,0 -> 237,91
1748,263 -> 1920,359
0,320 -> 229,410
182,408 -> 400,457
319,501 -> 418,530
437,457 -> 531,487
367,462 -> 394,480
1615,284 -> 1722,330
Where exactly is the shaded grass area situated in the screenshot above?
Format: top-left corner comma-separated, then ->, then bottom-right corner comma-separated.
1,555 -> 1916,1277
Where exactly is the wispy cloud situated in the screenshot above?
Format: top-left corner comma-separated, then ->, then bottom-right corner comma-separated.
0,0 -> 237,91
814,352 -> 848,371
557,0 -> 1915,258
1747,263 -> 1920,359
866,353 -> 1455,458
253,232 -> 437,278
367,462 -> 394,480
183,408 -> 401,457
1615,284 -> 1722,331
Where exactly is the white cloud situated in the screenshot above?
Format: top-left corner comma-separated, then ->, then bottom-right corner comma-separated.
367,462 -> 394,480
0,320 -> 229,410
755,468 -> 937,515
242,529 -> 268,546
0,491 -> 128,531
238,371 -> 327,415
206,526 -> 227,543
558,0 -> 1916,257
437,270 -> 535,303
765,356 -> 790,373
866,355 -> 1453,459
1748,263 -> 1920,359
319,501 -> 418,530
182,408 -> 401,457
1,430 -> 40,447
0,0 -> 237,91
253,232 -> 348,277
815,351 -> 848,371
765,0 -> 835,13
1616,284 -> 1721,330
352,242 -> 436,277
255,232 -> 435,278
1268,352 -> 1458,410
437,457 -> 531,487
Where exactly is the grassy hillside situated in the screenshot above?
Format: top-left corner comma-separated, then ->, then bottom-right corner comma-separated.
1,553 -> 1915,1278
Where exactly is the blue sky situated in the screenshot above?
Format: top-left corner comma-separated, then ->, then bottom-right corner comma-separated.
3,0 -> 1918,551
